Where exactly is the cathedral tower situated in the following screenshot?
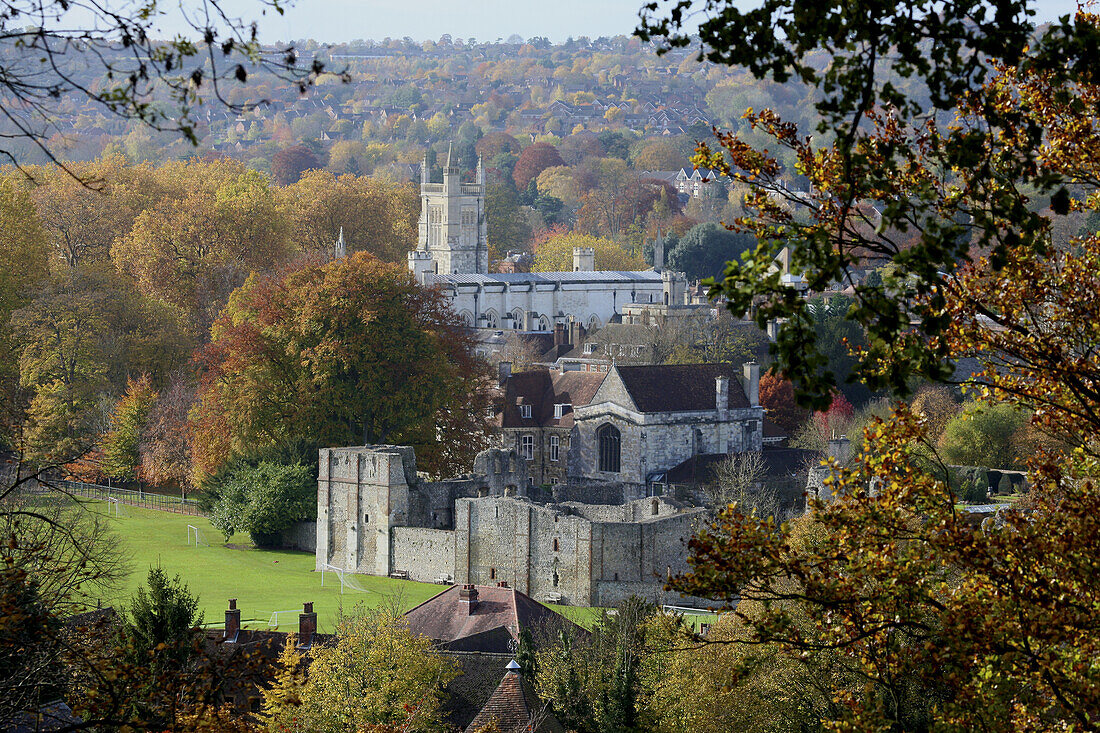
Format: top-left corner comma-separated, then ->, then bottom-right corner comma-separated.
412,144 -> 488,276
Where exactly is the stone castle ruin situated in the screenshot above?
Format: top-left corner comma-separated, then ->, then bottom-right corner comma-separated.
316,445 -> 708,607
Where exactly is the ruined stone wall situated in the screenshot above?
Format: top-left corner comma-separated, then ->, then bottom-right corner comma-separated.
316,446 -> 414,575
391,527 -> 456,582
455,498 -> 594,605
279,521 -> 316,552
589,509 -> 707,607
454,496 -> 704,606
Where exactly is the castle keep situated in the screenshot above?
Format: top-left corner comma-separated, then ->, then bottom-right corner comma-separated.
316,445 -> 708,607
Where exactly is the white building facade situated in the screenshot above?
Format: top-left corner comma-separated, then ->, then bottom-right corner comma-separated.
408,144 -> 687,328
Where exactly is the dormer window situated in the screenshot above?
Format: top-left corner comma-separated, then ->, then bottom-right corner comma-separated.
520,404 -> 532,419
583,343 -> 596,354
554,403 -> 571,419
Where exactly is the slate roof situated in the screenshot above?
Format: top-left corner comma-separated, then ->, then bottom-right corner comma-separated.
614,363 -> 750,413
464,666 -> 565,733
403,585 -> 581,655
664,447 -> 822,485
434,270 -> 663,286
499,369 -> 605,429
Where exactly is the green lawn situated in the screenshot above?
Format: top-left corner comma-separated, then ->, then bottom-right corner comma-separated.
87,502 -> 445,633
86,501 -> 600,632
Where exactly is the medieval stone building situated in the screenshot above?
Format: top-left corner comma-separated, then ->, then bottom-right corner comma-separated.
315,444 -> 708,607
495,361 -> 765,497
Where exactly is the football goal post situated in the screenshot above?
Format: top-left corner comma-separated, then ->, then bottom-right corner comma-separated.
268,610 -> 301,628
106,497 -> 125,517
186,524 -> 209,547
320,563 -> 370,594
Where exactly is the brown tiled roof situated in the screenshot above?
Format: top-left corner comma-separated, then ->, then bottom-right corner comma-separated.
403,585 -> 580,655
499,369 -> 604,429
441,652 -> 513,730
545,371 -> 605,427
614,363 -> 749,413
464,666 -> 565,733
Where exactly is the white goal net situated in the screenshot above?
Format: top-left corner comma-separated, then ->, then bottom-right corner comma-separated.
320,563 -> 370,594
106,498 -> 125,517
268,609 -> 302,628
186,524 -> 209,546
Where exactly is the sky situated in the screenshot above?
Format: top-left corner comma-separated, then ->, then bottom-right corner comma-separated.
150,0 -> 1086,46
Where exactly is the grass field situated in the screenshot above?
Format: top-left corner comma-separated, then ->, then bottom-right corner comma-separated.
85,501 -> 600,632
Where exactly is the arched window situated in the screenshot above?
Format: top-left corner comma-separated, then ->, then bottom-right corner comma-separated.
597,423 -> 621,473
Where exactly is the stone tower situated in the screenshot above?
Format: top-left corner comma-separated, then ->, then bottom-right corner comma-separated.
412,144 -> 488,275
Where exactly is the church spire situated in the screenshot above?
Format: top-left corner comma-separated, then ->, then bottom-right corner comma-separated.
421,151 -> 429,185
653,227 -> 665,271
335,226 -> 346,259
476,154 -> 484,185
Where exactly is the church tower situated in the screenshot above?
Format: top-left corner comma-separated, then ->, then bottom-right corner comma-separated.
412,144 -> 488,276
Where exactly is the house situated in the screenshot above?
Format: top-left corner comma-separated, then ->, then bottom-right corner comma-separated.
495,367 -> 605,485
403,583 -> 582,654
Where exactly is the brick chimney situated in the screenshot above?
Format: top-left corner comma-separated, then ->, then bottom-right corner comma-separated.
498,361 -> 512,387
297,602 -> 317,649
224,598 -> 240,642
553,322 -> 566,347
459,584 -> 480,615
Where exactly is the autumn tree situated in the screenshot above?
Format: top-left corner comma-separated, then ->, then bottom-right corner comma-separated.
271,145 -> 322,185
259,604 -> 458,733
190,252 -> 492,482
111,160 -> 290,327
100,375 -> 158,481
140,375 -> 196,495
278,169 -> 418,262
758,372 -> 806,434
644,3 -> 1100,729
0,176 -> 49,443
513,142 -> 565,190
532,231 -> 646,272
28,154 -> 140,270
938,402 -> 1028,471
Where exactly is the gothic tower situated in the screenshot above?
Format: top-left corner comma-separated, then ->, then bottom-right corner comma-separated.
412,144 -> 488,276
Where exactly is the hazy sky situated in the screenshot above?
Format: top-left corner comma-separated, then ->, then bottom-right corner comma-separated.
152,0 -> 1086,45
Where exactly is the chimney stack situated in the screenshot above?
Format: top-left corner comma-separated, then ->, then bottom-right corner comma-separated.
553,322 -> 566,347
459,584 -> 480,615
297,602 -> 317,649
827,437 -> 851,465
498,361 -> 512,387
715,375 -> 729,415
743,362 -> 760,407
224,598 -> 240,642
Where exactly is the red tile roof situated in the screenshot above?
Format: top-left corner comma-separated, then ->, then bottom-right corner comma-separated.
403,585 -> 581,655
499,369 -> 605,429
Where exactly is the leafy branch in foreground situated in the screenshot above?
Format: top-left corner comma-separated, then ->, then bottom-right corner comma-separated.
0,0 -> 342,177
